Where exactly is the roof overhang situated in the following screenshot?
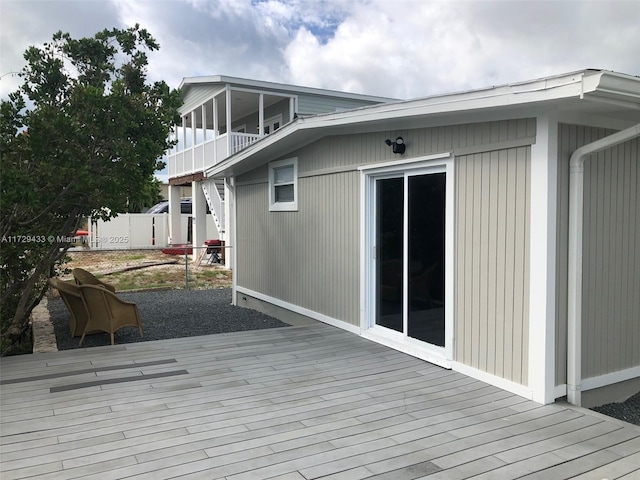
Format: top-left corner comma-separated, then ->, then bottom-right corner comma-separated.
206,70 -> 640,178
179,74 -> 398,104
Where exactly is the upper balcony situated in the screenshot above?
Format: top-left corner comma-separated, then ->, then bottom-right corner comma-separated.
167,76 -> 397,181
168,85 -> 296,180
168,131 -> 264,178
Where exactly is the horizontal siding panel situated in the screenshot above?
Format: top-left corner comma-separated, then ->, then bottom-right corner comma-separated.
181,85 -> 222,115
298,95 -> 382,115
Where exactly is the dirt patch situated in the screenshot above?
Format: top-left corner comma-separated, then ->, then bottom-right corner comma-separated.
62,249 -> 232,291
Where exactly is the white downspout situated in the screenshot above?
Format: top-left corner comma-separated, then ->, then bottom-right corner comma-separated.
227,176 -> 237,306
567,122 -> 640,406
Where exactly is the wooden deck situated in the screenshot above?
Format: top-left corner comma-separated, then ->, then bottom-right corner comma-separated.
1,323 -> 639,480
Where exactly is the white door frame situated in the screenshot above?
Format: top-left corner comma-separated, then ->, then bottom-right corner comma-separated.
263,114 -> 283,135
359,153 -> 455,368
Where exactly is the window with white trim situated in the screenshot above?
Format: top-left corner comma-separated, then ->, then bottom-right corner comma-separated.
269,157 -> 298,211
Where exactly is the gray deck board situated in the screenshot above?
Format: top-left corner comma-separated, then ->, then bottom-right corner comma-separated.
2,323 -> 639,480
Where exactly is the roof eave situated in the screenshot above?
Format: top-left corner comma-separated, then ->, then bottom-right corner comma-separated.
178,75 -> 399,103
206,69 -> 640,178
582,70 -> 640,109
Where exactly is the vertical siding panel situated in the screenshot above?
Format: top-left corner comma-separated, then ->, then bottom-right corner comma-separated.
464,153 -> 474,368
464,157 -> 475,365
236,169 -> 362,325
598,149 -> 611,373
481,122 -> 491,147
486,151 -> 500,375
611,146 -> 622,371
444,124 -> 453,152
494,149 -> 509,378
455,156 -> 467,363
471,154 -> 483,369
620,143 -> 630,370
451,125 -> 460,150
526,118 -> 537,138
511,147 -> 526,385
458,124 -> 467,149
503,151 -> 517,382
473,124 -> 483,147
454,144 -> 530,385
557,124 -> 639,383
604,148 -> 615,373
457,156 -> 473,364
478,153 -> 491,372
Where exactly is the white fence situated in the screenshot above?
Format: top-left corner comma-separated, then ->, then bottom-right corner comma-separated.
89,214 -> 218,249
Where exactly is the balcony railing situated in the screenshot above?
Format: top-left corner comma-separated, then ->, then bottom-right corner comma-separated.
168,132 -> 263,178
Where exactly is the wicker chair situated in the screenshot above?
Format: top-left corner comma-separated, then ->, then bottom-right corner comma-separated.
77,284 -> 143,346
48,278 -> 90,336
72,268 -> 116,293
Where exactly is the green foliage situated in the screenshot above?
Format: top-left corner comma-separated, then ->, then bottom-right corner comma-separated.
0,25 -> 182,354
127,175 -> 163,213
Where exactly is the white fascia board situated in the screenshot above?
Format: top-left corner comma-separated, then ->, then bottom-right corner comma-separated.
179,75 -> 224,89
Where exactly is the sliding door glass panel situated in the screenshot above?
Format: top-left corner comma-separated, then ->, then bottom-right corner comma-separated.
375,177 -> 404,332
407,173 -> 446,346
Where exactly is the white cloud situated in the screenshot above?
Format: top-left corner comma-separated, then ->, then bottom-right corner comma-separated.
0,0 -> 122,97
1,0 -> 639,102
282,0 -> 640,98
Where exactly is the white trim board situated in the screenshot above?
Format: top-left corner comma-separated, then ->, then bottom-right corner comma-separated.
361,329 -> 452,370
235,286 -> 361,334
554,366 -> 640,400
582,366 -> 640,391
236,287 -> 539,402
452,362 -> 535,401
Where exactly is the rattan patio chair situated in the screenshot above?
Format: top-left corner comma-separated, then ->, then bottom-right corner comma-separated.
49,278 -> 91,337
72,267 -> 116,293
77,284 -> 143,346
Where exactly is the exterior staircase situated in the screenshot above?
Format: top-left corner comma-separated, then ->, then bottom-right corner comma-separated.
201,178 -> 225,236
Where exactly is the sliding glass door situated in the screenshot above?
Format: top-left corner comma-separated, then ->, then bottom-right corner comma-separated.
374,171 -> 446,348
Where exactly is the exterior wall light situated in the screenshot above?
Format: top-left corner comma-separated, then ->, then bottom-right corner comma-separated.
385,136 -> 406,154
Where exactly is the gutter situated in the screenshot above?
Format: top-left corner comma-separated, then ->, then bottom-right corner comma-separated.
567,122 -> 640,406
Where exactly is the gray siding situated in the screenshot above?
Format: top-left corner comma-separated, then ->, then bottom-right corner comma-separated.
556,124 -> 640,385
236,119 -> 535,384
181,85 -> 221,115
236,172 -> 360,325
455,148 -> 531,386
232,98 -> 291,134
298,94 -> 383,115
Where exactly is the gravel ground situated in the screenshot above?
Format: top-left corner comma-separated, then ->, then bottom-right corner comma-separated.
49,288 -> 288,350
591,391 -> 640,426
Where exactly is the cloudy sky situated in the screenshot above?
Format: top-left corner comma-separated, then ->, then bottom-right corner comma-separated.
1,0 -> 639,103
